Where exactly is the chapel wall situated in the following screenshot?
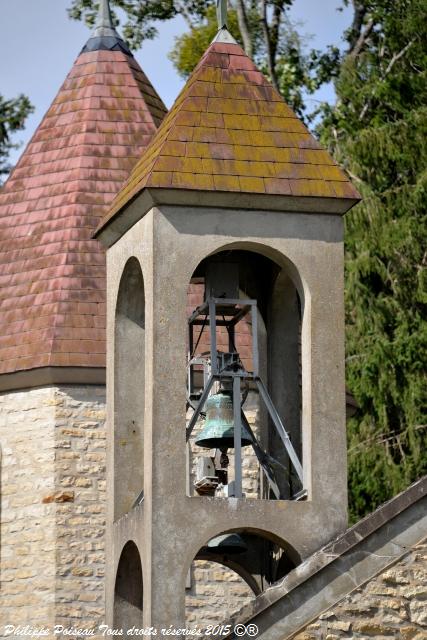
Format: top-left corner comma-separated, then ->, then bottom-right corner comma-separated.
0,385 -> 107,637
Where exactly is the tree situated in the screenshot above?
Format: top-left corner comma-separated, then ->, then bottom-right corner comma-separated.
0,94 -> 33,182
317,0 -> 427,521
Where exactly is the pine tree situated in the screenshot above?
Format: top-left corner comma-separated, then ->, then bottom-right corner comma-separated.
318,0 -> 427,521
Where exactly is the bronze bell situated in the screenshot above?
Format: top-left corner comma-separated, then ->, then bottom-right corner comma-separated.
195,390 -> 253,450
206,533 -> 248,555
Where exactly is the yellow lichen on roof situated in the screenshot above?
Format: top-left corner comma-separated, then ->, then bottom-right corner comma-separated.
96,39 -> 360,234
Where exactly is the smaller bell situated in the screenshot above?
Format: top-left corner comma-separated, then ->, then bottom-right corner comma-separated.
195,390 -> 253,450
206,533 -> 248,555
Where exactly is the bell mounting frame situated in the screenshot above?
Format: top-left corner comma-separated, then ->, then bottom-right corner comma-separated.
187,296 -> 304,500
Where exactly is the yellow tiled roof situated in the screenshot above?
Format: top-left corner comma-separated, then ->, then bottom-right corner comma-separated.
96,38 -> 360,234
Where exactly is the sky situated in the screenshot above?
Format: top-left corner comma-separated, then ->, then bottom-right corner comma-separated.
1,1 -> 352,167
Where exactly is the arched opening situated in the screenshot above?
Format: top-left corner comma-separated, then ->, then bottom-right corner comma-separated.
114,258 -> 145,519
186,248 -> 304,501
185,529 -> 299,626
114,541 -> 143,630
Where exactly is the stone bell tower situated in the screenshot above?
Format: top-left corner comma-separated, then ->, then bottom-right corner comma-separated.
95,9 -> 360,628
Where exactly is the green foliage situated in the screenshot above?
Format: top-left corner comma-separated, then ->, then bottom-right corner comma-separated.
318,0 -> 427,522
169,6 -> 244,77
0,94 -> 34,182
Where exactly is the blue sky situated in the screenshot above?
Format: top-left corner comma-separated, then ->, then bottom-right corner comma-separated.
2,1 -> 352,167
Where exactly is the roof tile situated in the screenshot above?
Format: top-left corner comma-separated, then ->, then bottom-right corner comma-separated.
96,36 -> 360,237
0,47 -> 166,376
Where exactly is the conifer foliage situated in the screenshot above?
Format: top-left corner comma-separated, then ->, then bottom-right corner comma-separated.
318,0 -> 427,521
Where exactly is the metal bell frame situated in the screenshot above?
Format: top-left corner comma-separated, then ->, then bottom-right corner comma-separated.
186,296 -> 304,500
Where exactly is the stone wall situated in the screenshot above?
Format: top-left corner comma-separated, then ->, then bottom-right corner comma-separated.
294,539 -> 427,640
186,561 -> 254,628
1,381 -> 262,635
0,387 -> 57,628
0,385 -> 106,636
53,386 -> 106,630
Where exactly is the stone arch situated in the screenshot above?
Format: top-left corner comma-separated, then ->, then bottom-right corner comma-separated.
114,540 -> 143,630
202,240 -> 308,310
187,244 -> 307,500
185,528 -> 300,625
114,257 -> 145,520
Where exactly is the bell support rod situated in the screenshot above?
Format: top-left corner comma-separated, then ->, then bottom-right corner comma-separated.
209,299 -> 218,375
251,303 -> 259,377
233,376 -> 243,498
255,377 -> 304,483
186,374 -> 216,441
241,412 -> 281,500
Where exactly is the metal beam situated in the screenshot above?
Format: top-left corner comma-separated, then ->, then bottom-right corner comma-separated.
255,378 -> 303,483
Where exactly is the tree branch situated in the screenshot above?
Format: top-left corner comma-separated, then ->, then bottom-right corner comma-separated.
234,0 -> 253,58
384,38 -> 415,76
175,1 -> 195,28
347,0 -> 367,55
359,39 -> 416,121
269,0 -> 285,63
260,0 -> 278,90
349,18 -> 374,59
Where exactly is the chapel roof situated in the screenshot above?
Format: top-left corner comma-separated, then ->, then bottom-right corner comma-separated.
96,32 -> 360,237
0,9 -> 166,382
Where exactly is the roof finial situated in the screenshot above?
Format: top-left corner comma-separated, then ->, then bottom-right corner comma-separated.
213,0 -> 237,44
217,0 -> 228,30
82,0 -> 132,55
93,0 -> 117,38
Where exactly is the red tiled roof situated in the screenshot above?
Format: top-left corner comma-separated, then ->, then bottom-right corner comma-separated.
0,48 -> 166,375
96,39 -> 360,235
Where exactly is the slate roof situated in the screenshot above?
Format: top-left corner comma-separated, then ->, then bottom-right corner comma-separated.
0,45 -> 166,377
96,38 -> 360,235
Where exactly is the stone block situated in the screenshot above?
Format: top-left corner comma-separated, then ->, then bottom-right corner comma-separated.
352,621 -> 395,635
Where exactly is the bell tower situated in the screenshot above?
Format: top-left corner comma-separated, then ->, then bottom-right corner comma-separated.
95,18 -> 360,628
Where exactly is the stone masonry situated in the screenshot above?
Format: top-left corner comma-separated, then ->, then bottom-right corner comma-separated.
0,385 -> 106,636
186,560 -> 253,627
0,383 -> 258,635
294,539 -> 427,640
1,384 -> 426,635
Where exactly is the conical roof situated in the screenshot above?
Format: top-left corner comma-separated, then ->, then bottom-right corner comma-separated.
95,36 -> 360,241
0,25 -> 166,383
